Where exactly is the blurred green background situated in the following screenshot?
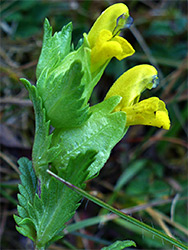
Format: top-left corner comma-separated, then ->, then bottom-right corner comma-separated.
0,0 -> 187,249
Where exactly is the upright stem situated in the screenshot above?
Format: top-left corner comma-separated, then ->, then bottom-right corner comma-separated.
35,246 -> 45,250
35,241 -> 45,250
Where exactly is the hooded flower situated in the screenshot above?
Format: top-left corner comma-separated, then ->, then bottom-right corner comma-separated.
88,3 -> 135,72
105,64 -> 170,130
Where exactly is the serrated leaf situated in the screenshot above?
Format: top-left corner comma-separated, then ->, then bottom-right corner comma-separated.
17,157 -> 37,205
17,217 -> 35,227
65,150 -> 96,181
36,150 -> 97,247
51,96 -> 127,178
27,203 -> 39,227
33,194 -> 44,221
14,157 -> 38,241
37,60 -> 90,128
13,214 -> 23,225
17,205 -> 28,218
20,78 -> 60,180
17,194 -> 27,208
36,19 -> 72,79
101,240 -> 136,250
19,176 -> 34,202
18,184 -> 30,204
14,215 -> 36,241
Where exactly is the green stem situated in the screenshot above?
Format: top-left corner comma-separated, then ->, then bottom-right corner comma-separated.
35,246 -> 45,250
47,169 -> 188,250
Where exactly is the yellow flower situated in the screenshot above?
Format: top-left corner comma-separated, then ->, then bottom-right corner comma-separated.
105,65 -> 170,130
88,3 -> 135,72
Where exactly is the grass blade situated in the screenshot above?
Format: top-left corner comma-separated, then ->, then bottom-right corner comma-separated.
47,169 -> 188,250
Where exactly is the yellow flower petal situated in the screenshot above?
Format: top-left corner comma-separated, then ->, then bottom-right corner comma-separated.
123,97 -> 170,130
112,36 -> 135,60
87,4 -> 135,72
105,65 -> 158,110
90,30 -> 134,72
91,40 -> 123,71
88,3 -> 129,48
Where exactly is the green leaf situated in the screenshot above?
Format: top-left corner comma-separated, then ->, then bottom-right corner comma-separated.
35,150 -> 97,248
36,19 -> 72,79
17,205 -> 28,218
14,215 -> 36,242
51,96 -> 127,178
37,60 -> 90,128
14,157 -> 37,241
20,78 -> 60,180
17,194 -> 27,208
33,194 -> 44,222
27,202 -> 39,226
17,157 -> 37,207
101,240 -> 136,250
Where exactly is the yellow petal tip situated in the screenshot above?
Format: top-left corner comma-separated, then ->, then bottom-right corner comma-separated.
122,97 -> 171,130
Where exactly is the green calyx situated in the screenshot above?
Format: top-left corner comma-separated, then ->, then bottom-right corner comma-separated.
36,19 -> 107,129
36,19 -> 73,80
37,60 -> 90,129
